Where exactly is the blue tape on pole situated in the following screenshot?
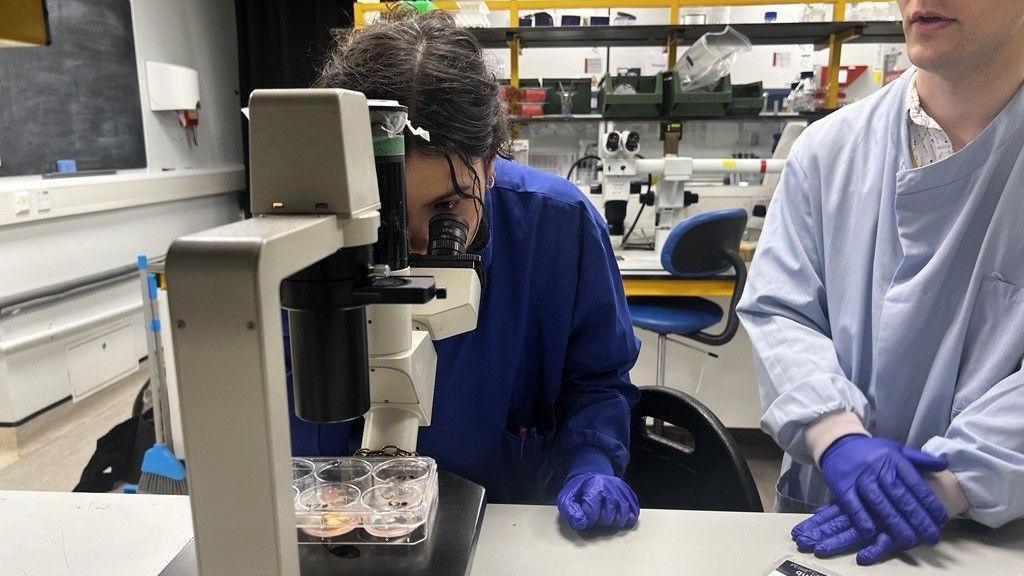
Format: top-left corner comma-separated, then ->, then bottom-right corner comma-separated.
148,274 -> 159,300
137,254 -> 148,270
151,319 -> 161,332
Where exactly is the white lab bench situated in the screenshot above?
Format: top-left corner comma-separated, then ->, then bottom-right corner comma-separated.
616,248 -> 763,429
2,491 -> 1021,576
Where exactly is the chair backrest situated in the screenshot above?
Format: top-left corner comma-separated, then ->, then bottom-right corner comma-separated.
660,208 -> 748,278
624,387 -> 763,512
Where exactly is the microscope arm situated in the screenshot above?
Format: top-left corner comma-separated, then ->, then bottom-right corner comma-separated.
167,212 -> 379,576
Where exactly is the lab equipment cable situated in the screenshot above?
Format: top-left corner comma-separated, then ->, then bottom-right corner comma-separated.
620,175 -> 655,248
566,155 -> 601,181
620,203 -> 647,247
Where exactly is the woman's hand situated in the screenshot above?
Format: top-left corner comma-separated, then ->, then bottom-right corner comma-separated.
557,473 -> 640,531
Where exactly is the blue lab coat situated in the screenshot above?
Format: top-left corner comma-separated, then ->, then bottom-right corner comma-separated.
287,157 -> 641,503
737,69 -> 1024,527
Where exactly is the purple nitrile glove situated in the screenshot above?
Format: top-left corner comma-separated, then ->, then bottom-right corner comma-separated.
797,435 -> 951,565
792,501 -> 949,565
557,473 -> 640,531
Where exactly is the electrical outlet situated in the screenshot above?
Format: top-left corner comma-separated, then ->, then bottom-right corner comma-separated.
35,190 -> 52,212
14,191 -> 32,216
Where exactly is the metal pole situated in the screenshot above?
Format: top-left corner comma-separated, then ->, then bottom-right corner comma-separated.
825,0 -> 848,109
656,333 -> 668,388
138,255 -> 171,446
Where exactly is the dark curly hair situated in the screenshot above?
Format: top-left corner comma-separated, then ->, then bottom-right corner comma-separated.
316,9 -> 511,250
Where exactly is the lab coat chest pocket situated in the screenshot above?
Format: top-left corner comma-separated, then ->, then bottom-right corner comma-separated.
954,275 -> 1024,415
501,426 -> 554,503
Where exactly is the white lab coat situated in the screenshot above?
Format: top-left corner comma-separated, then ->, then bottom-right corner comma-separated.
738,69 -> 1024,527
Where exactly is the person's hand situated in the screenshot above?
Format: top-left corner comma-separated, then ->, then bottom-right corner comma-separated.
806,435 -> 951,564
791,499 -> 949,565
557,473 -> 639,531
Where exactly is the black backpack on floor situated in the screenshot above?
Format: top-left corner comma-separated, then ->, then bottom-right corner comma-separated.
73,381 -> 154,493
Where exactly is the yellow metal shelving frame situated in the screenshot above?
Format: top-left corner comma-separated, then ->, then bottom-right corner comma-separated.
354,0 -> 851,108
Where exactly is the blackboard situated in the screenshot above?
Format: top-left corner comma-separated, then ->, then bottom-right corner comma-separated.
0,0 -> 146,176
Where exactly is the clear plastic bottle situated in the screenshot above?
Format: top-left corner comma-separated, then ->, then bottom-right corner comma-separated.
786,71 -> 818,113
850,2 -> 896,20
800,3 -> 831,22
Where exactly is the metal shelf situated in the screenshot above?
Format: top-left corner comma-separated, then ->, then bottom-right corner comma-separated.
510,112 -> 832,123
470,21 -> 904,49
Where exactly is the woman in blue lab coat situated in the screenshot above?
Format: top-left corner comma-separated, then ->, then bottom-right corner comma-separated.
285,9 -> 641,531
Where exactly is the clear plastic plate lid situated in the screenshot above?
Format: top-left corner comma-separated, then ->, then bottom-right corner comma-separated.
292,456 -> 438,546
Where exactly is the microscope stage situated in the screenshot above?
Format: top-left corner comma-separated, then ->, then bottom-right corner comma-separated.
160,471 -> 486,576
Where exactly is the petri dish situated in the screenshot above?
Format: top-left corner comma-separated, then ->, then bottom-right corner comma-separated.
292,458 -> 316,493
372,458 -> 431,489
361,483 -> 427,539
316,458 -> 373,491
297,483 -> 362,538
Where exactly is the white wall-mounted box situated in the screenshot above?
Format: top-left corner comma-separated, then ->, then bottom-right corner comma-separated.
146,61 -> 201,111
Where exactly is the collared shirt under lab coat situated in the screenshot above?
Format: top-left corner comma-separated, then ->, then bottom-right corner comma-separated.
906,73 -> 955,167
737,69 -> 1024,527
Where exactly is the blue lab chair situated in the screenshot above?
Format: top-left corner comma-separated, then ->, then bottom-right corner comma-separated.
628,208 -> 748,388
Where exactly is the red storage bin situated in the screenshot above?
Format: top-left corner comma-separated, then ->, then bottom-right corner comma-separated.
520,87 -> 548,103
520,102 -> 545,116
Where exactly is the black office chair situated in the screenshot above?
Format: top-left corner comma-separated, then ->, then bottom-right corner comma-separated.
625,386 -> 763,512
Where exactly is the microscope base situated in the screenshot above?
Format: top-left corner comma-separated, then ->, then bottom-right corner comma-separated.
160,471 -> 486,576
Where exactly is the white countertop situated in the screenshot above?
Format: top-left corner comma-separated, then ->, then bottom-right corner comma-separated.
0,491 -> 194,576
2,491 -> 1022,576
615,249 -> 669,276
471,505 -> 1024,576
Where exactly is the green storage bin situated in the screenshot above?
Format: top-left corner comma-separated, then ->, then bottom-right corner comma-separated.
728,81 -> 765,116
540,78 -> 592,114
662,72 -> 732,118
600,74 -> 662,118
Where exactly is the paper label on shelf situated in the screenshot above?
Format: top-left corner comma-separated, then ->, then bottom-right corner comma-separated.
584,57 -> 603,75
722,160 -> 737,168
772,52 -> 792,68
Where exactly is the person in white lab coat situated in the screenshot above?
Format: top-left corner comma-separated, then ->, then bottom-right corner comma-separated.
737,0 -> 1024,565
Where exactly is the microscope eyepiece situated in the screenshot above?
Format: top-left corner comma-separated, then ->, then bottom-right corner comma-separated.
604,131 -> 621,153
624,131 -> 641,154
427,213 -> 470,256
